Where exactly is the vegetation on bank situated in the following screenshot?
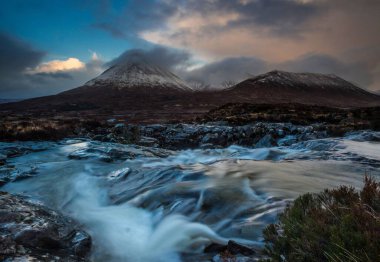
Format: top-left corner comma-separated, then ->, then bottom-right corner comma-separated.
200,103 -> 380,131
1,103 -> 380,141
262,176 -> 380,262
0,117 -> 104,141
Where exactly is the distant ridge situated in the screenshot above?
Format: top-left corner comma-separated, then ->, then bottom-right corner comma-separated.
0,99 -> 21,104
224,70 -> 380,107
1,69 -> 379,120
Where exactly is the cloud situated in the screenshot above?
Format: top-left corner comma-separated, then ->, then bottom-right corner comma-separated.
136,0 -> 380,90
107,46 -> 192,71
183,57 -> 267,87
26,57 -> 86,74
277,54 -> 374,88
89,0 -> 178,39
0,33 -> 105,99
179,53 -> 376,90
0,32 -> 45,77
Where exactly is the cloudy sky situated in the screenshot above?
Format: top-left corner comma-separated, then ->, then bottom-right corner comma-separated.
0,0 -> 379,98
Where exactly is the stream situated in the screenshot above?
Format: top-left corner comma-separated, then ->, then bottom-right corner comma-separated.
1,131 -> 379,261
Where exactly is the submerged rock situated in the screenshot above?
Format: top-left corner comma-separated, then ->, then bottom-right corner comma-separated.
0,192 -> 91,261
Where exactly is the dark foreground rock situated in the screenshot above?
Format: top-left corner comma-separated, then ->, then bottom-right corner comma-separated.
0,192 -> 91,261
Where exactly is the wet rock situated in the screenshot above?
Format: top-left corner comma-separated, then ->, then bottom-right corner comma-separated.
82,121 -> 353,150
0,166 -> 39,186
205,241 -> 255,256
113,123 -> 125,134
106,118 -> 117,124
138,136 -> 159,147
206,240 -> 257,262
0,153 -> 6,166
0,192 -> 91,261
255,134 -> 277,148
346,131 -> 380,142
226,241 -> 256,256
107,167 -> 131,181
68,141 -> 172,162
277,135 -> 298,146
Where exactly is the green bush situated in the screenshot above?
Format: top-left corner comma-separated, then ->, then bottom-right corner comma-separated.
263,176 -> 380,262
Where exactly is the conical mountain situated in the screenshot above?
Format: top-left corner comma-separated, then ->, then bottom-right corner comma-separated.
81,51 -> 192,91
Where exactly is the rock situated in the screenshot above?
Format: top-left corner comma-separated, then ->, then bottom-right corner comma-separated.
206,240 -> 257,262
255,134 -> 277,148
68,141 -> 171,162
277,135 -> 298,146
226,240 -> 256,256
107,167 -> 131,181
205,241 -> 255,256
106,118 -> 117,124
0,192 -> 91,261
76,122 -> 340,150
0,165 -> 39,186
138,136 -> 159,147
346,131 -> 380,142
0,153 -> 6,166
113,123 -> 126,134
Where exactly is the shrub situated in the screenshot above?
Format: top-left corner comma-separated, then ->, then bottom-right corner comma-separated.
262,176 -> 380,262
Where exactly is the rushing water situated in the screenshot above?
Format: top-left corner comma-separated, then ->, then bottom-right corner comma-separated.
1,131 -> 380,261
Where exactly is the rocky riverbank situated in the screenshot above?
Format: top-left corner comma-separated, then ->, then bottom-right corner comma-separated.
1,103 -> 379,144
86,121 -> 376,150
0,192 -> 91,261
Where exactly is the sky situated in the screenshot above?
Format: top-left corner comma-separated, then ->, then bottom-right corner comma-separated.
0,0 -> 379,98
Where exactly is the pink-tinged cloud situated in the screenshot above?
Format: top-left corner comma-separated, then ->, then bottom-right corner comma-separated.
26,58 -> 86,74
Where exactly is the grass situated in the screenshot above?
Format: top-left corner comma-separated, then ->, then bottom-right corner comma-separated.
0,117 -> 105,141
262,176 -> 380,262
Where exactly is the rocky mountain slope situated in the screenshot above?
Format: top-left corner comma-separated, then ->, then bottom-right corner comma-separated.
1,68 -> 379,122
65,52 -> 192,94
224,70 -> 380,107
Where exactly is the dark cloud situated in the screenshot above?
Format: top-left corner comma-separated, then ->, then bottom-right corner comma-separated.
89,0 -> 178,39
32,72 -> 73,80
278,54 -> 374,88
0,32 -> 105,99
90,0 -> 320,39
107,46 -> 192,71
187,0 -> 321,35
183,57 -> 267,87
180,53 -> 375,90
0,32 -> 45,77
235,0 -> 319,28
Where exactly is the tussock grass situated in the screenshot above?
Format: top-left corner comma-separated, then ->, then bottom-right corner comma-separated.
262,176 -> 380,262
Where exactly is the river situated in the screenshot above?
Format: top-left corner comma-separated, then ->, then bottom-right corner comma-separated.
1,131 -> 379,261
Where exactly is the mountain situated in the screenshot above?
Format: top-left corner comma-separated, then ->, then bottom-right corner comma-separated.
1,69 -> 379,123
0,53 -> 195,117
223,70 -> 380,107
65,52 -> 192,94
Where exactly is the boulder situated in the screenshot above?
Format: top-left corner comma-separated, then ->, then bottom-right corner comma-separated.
0,192 -> 91,261
255,134 -> 277,148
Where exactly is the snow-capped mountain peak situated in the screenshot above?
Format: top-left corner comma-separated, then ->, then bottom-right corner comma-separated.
84,52 -> 192,91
